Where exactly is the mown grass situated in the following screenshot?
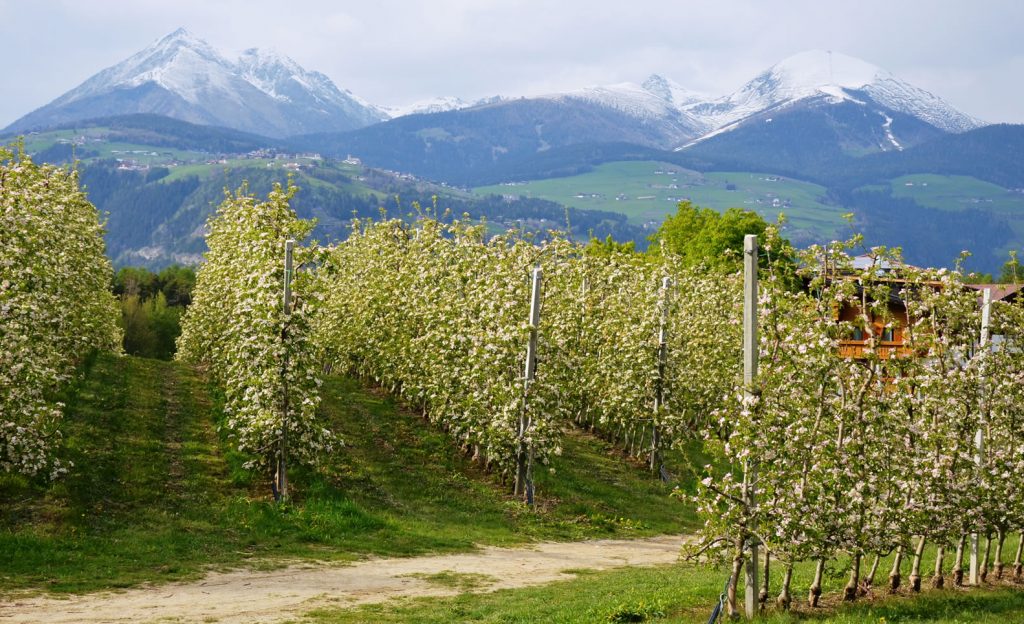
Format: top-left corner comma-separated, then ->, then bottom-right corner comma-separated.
473,161 -> 843,240
302,560 -> 1024,624
399,570 -> 498,591
0,352 -> 691,594
9,353 -> 1017,623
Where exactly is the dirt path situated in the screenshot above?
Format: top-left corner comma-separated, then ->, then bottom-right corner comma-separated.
2,535 -> 684,623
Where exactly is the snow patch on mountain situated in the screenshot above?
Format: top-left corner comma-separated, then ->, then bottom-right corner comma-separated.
7,28 -> 384,136
880,112 -> 903,150
536,79 -> 709,140
236,47 -> 307,102
380,96 -> 469,118
551,82 -> 681,121
864,75 -> 983,133
641,74 -> 707,108
480,49 -> 985,150
682,50 -> 985,135
53,28 -> 240,107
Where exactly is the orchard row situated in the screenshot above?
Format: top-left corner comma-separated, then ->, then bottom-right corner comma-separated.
5,170 -> 1022,616
0,150 -> 120,478
178,183 -> 1024,614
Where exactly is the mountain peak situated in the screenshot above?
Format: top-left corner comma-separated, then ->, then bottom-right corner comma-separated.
683,49 -> 985,135
238,47 -> 294,66
640,73 -> 706,108
769,50 -> 887,91
162,27 -> 197,41
4,28 -> 385,137
237,46 -> 304,78
147,27 -> 224,59
641,74 -> 671,99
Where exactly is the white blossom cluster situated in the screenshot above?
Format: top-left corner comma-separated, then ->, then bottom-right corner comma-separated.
314,217 -> 740,485
693,236 -> 1024,613
177,181 -> 334,478
0,147 -> 120,479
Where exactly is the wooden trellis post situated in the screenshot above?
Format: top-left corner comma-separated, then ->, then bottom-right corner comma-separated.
651,276 -> 671,477
276,239 -> 295,503
743,234 -> 759,619
970,287 -> 992,585
516,267 -> 542,504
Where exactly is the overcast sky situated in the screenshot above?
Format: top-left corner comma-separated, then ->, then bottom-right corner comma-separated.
2,0 -> 1022,127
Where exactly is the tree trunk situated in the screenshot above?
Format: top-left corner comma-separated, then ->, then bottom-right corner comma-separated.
995,529 -> 1006,579
777,564 -> 794,611
844,553 -> 862,601
514,404 -> 529,501
952,534 -> 966,587
649,425 -> 661,474
759,548 -> 770,612
275,326 -> 291,503
889,544 -> 904,592
909,536 -> 926,593
726,536 -> 745,618
981,533 -> 992,583
1013,531 -> 1024,580
862,554 -> 881,595
809,558 -> 825,607
931,545 -> 945,589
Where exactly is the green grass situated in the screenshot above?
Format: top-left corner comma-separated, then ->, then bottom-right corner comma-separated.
876,173 -> 1024,261
19,129 -> 81,153
14,127 -> 364,189
473,161 -> 844,241
0,352 -> 691,595
161,158 -> 349,183
400,571 -> 498,591
302,558 -> 1024,624
18,126 -> 210,166
887,174 -> 1024,214
8,353 -> 1017,623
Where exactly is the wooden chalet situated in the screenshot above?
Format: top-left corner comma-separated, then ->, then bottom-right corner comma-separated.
835,290 -> 914,359
828,260 -> 1023,360
822,256 -> 928,360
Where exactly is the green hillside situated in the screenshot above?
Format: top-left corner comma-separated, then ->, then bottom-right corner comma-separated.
474,161 -> 845,245
888,174 -> 1024,251
17,119 -> 1023,273
13,121 -> 650,267
474,162 -> 1023,272
0,352 -> 693,594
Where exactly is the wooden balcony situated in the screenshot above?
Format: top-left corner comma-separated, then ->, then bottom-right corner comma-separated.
838,339 -> 916,360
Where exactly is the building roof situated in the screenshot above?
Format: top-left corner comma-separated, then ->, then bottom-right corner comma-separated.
965,283 -> 1024,304
850,254 -> 923,273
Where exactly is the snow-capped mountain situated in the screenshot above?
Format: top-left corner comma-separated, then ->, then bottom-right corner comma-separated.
641,74 -> 708,110
378,95 -> 505,119
684,50 -> 984,140
4,28 -> 385,137
500,51 -> 984,150
379,96 -> 471,118
6,38 -> 991,173
539,76 -> 711,144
